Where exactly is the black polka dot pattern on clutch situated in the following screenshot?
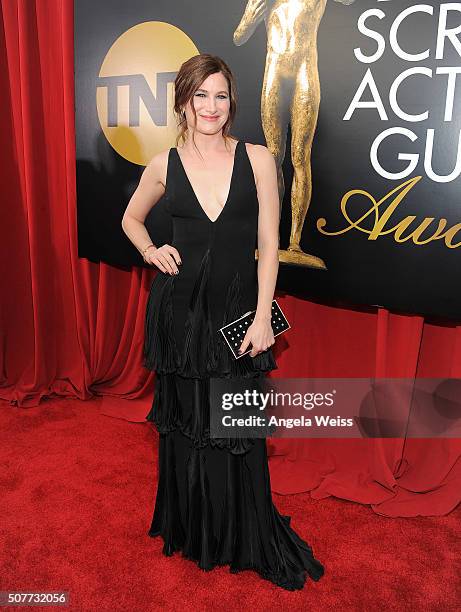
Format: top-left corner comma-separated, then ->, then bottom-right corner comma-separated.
219,299 -> 290,359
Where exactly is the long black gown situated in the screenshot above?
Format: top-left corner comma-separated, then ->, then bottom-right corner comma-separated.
143,140 -> 324,590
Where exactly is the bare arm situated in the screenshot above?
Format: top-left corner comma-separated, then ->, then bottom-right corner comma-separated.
233,0 -> 268,46
121,151 -> 180,274
238,144 -> 279,358
254,145 -> 280,321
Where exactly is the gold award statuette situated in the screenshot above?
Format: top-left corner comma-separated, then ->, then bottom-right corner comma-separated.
234,0 -> 356,269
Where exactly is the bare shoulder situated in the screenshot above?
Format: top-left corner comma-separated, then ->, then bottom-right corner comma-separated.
142,148 -> 171,189
244,143 -> 276,185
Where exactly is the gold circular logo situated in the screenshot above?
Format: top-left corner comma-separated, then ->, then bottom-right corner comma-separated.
96,21 -> 199,165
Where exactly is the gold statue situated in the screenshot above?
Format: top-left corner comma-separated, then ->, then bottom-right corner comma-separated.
234,0 -> 356,269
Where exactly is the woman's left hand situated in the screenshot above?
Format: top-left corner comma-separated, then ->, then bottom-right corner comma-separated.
238,317 -> 275,358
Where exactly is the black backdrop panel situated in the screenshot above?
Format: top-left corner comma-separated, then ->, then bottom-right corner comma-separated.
75,0 -> 461,320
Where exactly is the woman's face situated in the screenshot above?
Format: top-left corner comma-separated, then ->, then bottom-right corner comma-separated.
183,71 -> 231,135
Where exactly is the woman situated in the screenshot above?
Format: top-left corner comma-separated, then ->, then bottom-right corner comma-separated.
121,53 -> 324,590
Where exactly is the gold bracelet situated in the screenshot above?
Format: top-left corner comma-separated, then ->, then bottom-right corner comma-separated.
142,243 -> 155,257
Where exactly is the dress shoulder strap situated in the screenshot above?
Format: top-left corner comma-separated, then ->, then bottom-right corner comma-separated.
164,147 -> 176,198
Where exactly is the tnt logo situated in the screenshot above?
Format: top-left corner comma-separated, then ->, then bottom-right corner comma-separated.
96,21 -> 199,166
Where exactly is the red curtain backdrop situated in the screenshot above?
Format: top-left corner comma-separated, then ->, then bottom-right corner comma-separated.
1,0 -> 461,518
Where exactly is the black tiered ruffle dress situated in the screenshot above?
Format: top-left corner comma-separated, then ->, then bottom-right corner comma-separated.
144,140 -> 324,590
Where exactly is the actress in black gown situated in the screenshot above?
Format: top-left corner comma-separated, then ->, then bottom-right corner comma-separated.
124,53 -> 324,590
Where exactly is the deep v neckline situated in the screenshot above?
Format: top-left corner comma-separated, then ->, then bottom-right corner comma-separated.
175,140 -> 240,223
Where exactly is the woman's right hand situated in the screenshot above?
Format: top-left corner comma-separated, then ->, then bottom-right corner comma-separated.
144,244 -> 182,275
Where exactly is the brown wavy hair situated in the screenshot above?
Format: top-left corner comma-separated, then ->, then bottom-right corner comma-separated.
173,53 -> 238,155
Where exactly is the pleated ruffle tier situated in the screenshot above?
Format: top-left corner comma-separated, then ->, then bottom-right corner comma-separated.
143,247 -> 278,380
148,430 -> 325,591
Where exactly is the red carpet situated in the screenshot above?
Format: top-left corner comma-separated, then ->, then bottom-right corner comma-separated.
1,397 -> 460,611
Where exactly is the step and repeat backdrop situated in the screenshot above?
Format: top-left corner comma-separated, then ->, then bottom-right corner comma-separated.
76,1 -> 461,320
